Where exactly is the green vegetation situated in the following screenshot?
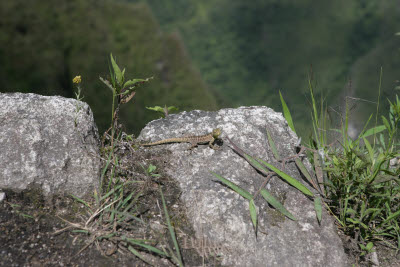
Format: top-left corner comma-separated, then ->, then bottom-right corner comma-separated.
2,0 -> 399,138
2,0 -> 400,263
130,0 -> 400,137
62,57 -> 186,266
0,0 -> 217,134
146,105 -> 179,118
99,53 -> 152,145
213,78 -> 399,261
282,80 -> 400,261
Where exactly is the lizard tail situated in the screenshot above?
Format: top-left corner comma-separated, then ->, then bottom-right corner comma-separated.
141,138 -> 185,146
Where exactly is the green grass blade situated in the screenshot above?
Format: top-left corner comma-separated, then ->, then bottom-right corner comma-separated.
363,137 -> 374,163
382,210 -> 400,225
128,245 -> 153,266
123,237 -> 167,256
243,154 -> 270,175
211,172 -> 253,200
107,59 -> 116,89
100,151 -> 113,189
279,90 -> 296,134
70,194 -> 92,212
100,184 -> 124,201
260,189 -> 296,220
382,116 -> 391,132
249,199 -> 258,234
257,158 -> 314,197
361,125 -> 386,139
159,187 -> 183,267
100,181 -> 139,201
314,196 -> 322,223
344,100 -> 349,148
371,174 -> 400,185
117,191 -> 134,211
355,114 -> 373,140
226,137 -> 270,176
266,129 -> 280,161
313,151 -> 325,195
123,78 -> 147,89
110,53 -> 123,86
351,147 -> 371,164
309,83 -> 319,131
115,210 -> 144,224
295,158 -> 320,193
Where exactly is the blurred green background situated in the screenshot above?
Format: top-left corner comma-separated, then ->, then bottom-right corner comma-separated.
1,0 -> 399,138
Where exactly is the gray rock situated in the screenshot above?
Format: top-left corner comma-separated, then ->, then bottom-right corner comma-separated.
139,106 -> 348,267
0,93 -> 100,197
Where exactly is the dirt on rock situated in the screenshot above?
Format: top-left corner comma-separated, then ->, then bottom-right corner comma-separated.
0,190 -> 150,267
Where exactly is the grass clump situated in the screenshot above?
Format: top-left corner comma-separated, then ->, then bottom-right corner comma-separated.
323,98 -> 400,252
60,55 -> 185,266
285,71 -> 400,262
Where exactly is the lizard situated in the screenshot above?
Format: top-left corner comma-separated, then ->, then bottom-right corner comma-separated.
141,128 -> 222,150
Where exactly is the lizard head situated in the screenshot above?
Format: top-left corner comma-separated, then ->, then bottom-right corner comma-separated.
212,128 -> 222,139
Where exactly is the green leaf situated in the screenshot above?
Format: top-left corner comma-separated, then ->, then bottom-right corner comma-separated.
346,217 -> 359,224
243,154 -> 270,176
110,53 -> 123,86
122,237 -> 167,256
345,208 -> 357,215
167,106 -> 179,112
211,172 -> 253,200
70,194 -> 92,212
99,76 -> 115,93
127,245 -> 152,265
372,174 -> 400,185
108,59 -> 116,89
379,133 -> 386,149
148,164 -> 156,173
331,128 -> 342,134
364,208 -> 380,217
257,158 -> 314,197
279,90 -> 296,134
266,129 -> 280,161
146,106 -> 164,112
159,187 -> 183,265
313,151 -> 324,193
249,199 -> 257,232
295,158 -> 320,193
351,147 -> 371,164
359,125 -> 386,138
360,201 -> 366,219
314,196 -> 322,223
363,137 -> 374,163
382,209 -> 400,224
123,78 -> 147,89
260,189 -> 296,220
381,116 -> 391,132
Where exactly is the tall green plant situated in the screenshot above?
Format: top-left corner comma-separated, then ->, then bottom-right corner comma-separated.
306,77 -> 400,252
100,53 -> 152,142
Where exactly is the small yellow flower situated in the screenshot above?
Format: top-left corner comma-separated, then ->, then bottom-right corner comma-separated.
73,76 -> 82,84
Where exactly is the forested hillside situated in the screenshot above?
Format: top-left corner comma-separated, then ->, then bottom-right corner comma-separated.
131,0 -> 400,134
0,0 -> 217,133
1,0 -> 400,136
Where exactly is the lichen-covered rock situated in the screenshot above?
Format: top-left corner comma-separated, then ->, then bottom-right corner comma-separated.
0,93 -> 100,197
139,106 -> 348,266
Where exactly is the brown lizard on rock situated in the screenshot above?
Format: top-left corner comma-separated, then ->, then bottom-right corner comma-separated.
141,128 -> 222,150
